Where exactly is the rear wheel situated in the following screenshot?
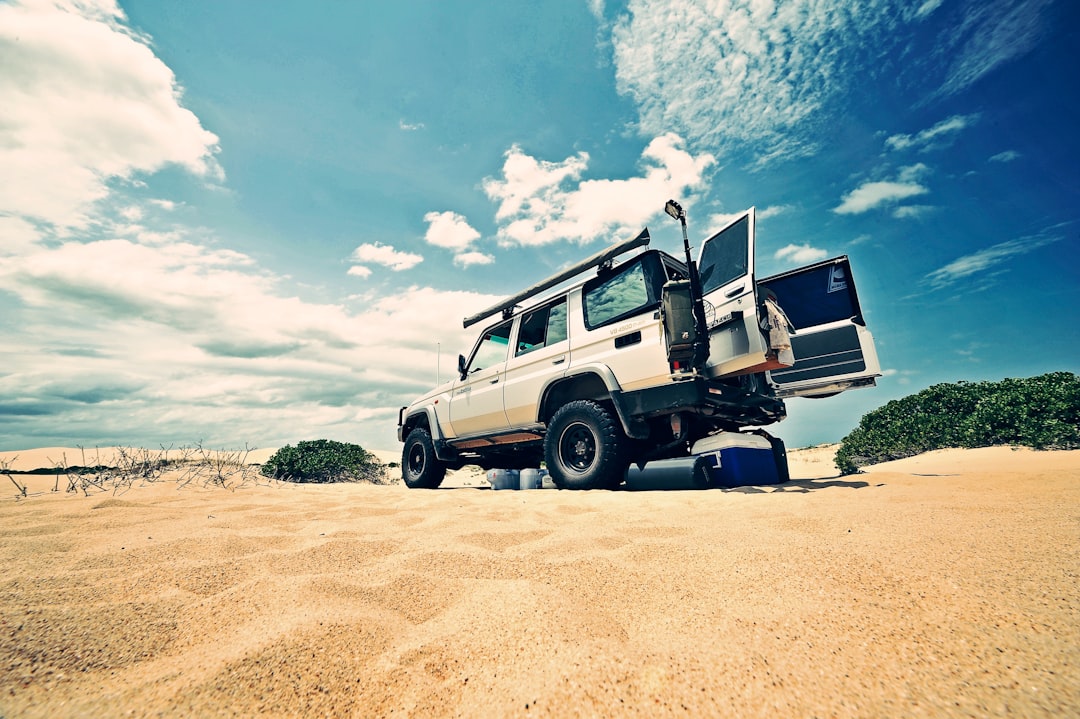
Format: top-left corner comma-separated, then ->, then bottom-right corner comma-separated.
402,427 -> 446,489
545,400 -> 628,490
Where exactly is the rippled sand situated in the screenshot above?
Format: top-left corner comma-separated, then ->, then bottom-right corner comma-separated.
1,446 -> 1077,717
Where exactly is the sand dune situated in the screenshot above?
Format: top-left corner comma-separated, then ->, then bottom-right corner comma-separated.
1,446 -> 1077,717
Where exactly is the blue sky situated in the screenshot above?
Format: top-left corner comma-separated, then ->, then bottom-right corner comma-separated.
1,0 -> 1077,453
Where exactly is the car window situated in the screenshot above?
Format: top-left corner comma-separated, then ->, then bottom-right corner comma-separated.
584,260 -> 650,329
698,215 -> 749,295
516,298 -> 568,355
469,321 -> 512,372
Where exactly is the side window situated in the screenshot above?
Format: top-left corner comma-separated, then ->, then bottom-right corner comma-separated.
468,321 -> 512,373
698,215 -> 749,295
584,261 -> 650,329
516,298 -> 568,356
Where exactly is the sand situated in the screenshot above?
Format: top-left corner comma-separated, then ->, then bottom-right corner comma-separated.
1,445 -> 1077,717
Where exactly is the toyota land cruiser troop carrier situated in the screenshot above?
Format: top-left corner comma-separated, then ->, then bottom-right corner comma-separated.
398,203 -> 880,490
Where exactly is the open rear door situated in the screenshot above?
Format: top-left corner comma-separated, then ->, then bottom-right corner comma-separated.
697,208 -> 771,378
758,256 -> 881,398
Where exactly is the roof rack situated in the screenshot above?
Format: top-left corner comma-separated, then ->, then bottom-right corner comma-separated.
462,228 -> 651,329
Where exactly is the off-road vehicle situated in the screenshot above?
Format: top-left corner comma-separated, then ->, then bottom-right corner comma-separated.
398,202 -> 880,489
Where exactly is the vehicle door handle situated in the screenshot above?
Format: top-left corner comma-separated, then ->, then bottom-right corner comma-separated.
489,377 -> 500,384
725,284 -> 745,298
552,356 -> 566,365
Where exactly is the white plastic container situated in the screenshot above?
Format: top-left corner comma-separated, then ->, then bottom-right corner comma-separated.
690,431 -> 772,454
519,468 -> 547,490
486,469 -> 520,490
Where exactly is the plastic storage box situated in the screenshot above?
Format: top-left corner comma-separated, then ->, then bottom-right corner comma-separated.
691,432 -> 780,487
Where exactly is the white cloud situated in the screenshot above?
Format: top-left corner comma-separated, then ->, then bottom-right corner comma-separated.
0,215 -> 42,257
423,211 -> 482,251
914,0 -> 944,19
885,114 -> 980,152
605,1 -> 1050,163
775,244 -> 828,264
834,181 -> 929,215
757,205 -> 793,221
892,205 -> 935,219
989,150 -> 1021,163
399,119 -> 425,131
454,251 -> 495,267
924,228 -> 1065,291
0,0 -> 505,452
0,230 -> 501,450
934,0 -> 1055,99
609,0 -> 911,163
484,133 -> 714,246
422,211 -> 492,266
347,265 -> 373,279
350,242 -> 423,271
834,164 -> 931,215
0,0 -> 221,228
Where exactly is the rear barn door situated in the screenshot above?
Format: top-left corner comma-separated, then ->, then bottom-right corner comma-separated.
758,256 -> 881,398
697,208 -> 770,377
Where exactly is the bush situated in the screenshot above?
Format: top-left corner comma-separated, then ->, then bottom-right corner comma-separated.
260,440 -> 390,484
835,372 -> 1080,474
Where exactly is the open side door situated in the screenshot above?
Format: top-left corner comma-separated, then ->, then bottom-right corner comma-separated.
758,256 -> 881,398
697,208 -> 771,378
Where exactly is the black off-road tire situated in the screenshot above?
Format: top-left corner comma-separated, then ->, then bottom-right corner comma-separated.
402,427 -> 446,489
544,400 -> 628,490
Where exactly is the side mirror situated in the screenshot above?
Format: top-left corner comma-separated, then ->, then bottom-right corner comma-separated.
457,354 -> 467,380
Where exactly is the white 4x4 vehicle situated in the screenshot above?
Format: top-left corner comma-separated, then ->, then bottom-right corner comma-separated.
398,205 -> 880,490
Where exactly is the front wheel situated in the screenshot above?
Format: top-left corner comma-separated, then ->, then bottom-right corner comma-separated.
402,427 -> 446,489
544,400 -> 628,490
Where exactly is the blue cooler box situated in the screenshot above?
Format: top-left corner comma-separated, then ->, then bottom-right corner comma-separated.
691,432 -> 780,488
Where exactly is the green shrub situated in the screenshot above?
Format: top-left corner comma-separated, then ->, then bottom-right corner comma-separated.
260,439 -> 390,484
835,372 -> 1080,474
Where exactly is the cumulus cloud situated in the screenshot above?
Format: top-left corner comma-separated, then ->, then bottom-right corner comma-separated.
0,231 -> 500,449
775,244 -> 828,264
483,133 -> 714,246
0,0 -> 221,228
885,114 -> 979,152
454,251 -> 495,267
421,211 -> 492,267
350,242 -> 423,272
423,211 -> 482,251
0,0 -> 503,451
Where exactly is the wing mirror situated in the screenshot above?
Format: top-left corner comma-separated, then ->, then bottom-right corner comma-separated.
457,354 -> 467,380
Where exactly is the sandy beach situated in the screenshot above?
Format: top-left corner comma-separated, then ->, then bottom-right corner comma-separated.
1,445 -> 1077,717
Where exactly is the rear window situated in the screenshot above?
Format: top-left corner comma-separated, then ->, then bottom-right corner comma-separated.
698,215 -> 749,295
583,254 -> 665,329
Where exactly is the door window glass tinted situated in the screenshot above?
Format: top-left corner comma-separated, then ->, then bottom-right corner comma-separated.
699,216 -> 749,295
516,298 -> 568,355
